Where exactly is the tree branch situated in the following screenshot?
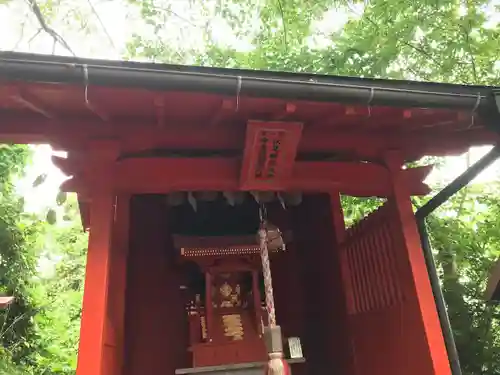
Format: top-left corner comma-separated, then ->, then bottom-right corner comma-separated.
456,150 -> 471,219
459,18 -> 478,83
86,0 -> 117,51
276,0 -> 288,53
25,0 -> 76,56
11,19 -> 27,50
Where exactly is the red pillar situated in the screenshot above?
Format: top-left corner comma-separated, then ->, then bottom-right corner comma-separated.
292,194 -> 352,374
385,152 -> 451,375
76,141 -> 118,375
106,194 -> 130,374
330,193 -> 353,312
329,191 -> 346,242
329,192 -> 356,375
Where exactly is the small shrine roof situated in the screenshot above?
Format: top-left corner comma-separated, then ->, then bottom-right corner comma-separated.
173,232 -> 291,258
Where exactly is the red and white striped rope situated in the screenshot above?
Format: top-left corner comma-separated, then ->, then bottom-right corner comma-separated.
259,225 -> 277,328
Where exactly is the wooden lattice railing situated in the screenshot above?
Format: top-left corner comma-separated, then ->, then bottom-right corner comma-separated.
340,202 -> 404,315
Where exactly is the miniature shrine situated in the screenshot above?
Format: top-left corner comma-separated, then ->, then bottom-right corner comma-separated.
0,51 -> 499,375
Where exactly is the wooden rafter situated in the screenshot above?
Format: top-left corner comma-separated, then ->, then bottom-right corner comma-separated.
3,86 -> 56,119
273,102 -> 297,121
208,98 -> 235,127
84,94 -> 109,121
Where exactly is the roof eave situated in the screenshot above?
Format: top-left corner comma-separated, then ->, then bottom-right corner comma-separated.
0,52 -> 499,114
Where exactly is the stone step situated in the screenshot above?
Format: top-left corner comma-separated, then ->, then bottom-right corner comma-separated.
176,358 -> 305,375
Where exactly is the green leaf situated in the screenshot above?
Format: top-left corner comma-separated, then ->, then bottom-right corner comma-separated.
56,191 -> 67,206
32,174 -> 47,188
46,209 -> 57,225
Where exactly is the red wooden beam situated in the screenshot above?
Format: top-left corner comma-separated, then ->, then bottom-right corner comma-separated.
60,158 -> 431,196
52,155 -> 85,177
153,95 -> 166,128
273,102 -> 297,121
208,98 -> 235,127
1,85 -> 56,119
0,117 -> 496,160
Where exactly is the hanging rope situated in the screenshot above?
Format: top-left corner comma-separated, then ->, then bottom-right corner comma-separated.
259,221 -> 277,328
258,204 -> 290,375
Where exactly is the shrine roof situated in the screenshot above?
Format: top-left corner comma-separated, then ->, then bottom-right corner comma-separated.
0,51 -> 497,107
0,51 -> 499,161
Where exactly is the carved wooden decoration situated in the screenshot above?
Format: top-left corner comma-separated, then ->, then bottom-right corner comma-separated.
240,120 -> 303,191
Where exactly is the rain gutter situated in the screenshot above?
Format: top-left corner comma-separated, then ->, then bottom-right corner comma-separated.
0,52 -> 498,111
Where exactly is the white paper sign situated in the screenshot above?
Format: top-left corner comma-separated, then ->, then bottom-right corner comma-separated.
288,337 -> 303,359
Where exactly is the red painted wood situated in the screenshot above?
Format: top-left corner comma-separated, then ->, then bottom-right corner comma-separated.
173,234 -> 259,249
76,142 -> 119,375
251,270 -> 262,336
240,121 -> 303,190
0,76 -> 475,375
76,190 -> 115,375
61,158 -> 432,198
0,116 -> 495,161
342,204 -> 404,315
105,195 -> 130,375
72,158 -> 431,196
385,152 -> 451,375
0,81 -> 488,150
205,272 -> 213,343
192,339 -> 266,367
340,195 -> 451,375
328,192 -> 358,375
291,195 -> 352,375
182,250 -> 269,367
330,192 -> 346,243
124,195 -> 190,375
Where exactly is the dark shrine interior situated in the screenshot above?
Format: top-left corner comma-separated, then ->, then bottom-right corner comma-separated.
126,193 -> 350,374
167,193 -> 271,300
168,193 -> 262,237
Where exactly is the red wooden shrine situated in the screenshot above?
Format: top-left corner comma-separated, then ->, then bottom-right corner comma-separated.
175,235 -> 272,368
0,51 -> 499,375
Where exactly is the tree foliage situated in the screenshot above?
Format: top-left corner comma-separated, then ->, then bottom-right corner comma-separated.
0,145 -> 42,374
0,152 -> 87,374
126,0 -> 500,82
33,205 -> 87,374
